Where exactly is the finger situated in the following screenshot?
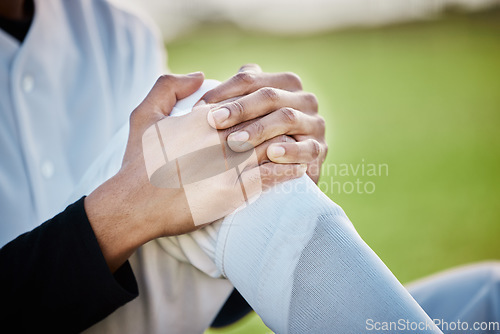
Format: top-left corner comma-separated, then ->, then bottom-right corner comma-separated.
222,134 -> 295,168
127,72 -> 204,161
238,63 -> 262,73
196,71 -> 303,107
196,65 -> 261,106
253,135 -> 296,165
226,107 -> 320,152
259,162 -> 308,190
207,88 -> 317,129
266,139 -> 322,164
293,135 -> 328,184
140,72 -> 204,118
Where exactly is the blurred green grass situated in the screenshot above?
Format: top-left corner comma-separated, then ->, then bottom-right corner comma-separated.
166,8 -> 500,333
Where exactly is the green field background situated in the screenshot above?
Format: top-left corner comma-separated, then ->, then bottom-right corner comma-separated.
166,8 -> 500,333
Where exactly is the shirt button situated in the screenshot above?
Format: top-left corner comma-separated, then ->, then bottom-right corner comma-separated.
41,160 -> 55,179
22,75 -> 34,93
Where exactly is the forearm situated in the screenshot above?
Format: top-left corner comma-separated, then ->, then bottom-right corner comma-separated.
0,197 -> 138,333
84,158 -> 195,273
85,171 -> 159,273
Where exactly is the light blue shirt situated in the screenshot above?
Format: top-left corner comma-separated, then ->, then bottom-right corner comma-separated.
0,0 -> 165,246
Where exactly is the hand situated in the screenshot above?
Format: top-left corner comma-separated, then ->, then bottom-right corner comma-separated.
197,64 -> 327,183
84,73 -> 306,272
141,98 -> 306,228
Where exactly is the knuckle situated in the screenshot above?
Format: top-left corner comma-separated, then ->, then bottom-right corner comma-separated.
280,107 -> 298,125
239,63 -> 260,72
156,74 -> 173,86
249,120 -> 265,138
272,134 -> 295,144
284,72 -> 303,90
304,92 -> 319,111
311,139 -> 321,158
277,134 -> 289,143
258,87 -> 280,103
295,141 -> 303,156
222,124 -> 238,138
317,115 -> 326,133
200,91 -> 215,103
229,100 -> 245,120
129,108 -> 140,124
234,72 -> 257,86
323,142 -> 329,159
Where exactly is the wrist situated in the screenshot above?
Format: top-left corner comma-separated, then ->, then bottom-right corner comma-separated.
84,173 -> 162,272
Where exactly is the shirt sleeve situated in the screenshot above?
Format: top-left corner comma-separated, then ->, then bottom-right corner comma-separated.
0,197 -> 138,333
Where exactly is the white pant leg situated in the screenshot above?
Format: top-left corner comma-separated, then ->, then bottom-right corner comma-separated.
406,262 -> 500,334
83,240 -> 233,334
215,176 -> 442,333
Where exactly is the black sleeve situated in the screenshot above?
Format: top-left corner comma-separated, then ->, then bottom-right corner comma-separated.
0,197 -> 139,333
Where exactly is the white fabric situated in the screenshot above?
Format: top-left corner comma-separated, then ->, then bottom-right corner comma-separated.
216,176 -> 442,333
77,81 -> 442,333
0,0 -> 165,247
407,261 -> 500,334
84,239 -> 232,334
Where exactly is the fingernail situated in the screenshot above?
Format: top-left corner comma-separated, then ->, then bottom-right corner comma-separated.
211,108 -> 230,125
228,130 -> 249,143
187,71 -> 203,77
268,145 -> 285,158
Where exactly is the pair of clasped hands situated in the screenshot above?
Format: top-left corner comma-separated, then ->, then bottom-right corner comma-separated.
85,64 -> 327,271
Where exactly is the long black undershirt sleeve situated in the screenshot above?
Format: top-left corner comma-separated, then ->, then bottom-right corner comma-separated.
0,197 -> 139,333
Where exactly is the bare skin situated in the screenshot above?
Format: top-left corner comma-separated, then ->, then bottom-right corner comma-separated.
0,0 -> 29,20
200,64 -> 327,183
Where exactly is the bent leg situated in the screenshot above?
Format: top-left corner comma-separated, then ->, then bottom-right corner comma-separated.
215,176 -> 441,333
406,262 -> 500,334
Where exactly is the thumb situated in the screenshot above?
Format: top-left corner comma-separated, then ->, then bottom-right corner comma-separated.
141,72 -> 205,118
131,72 -> 204,132
124,72 -> 204,163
